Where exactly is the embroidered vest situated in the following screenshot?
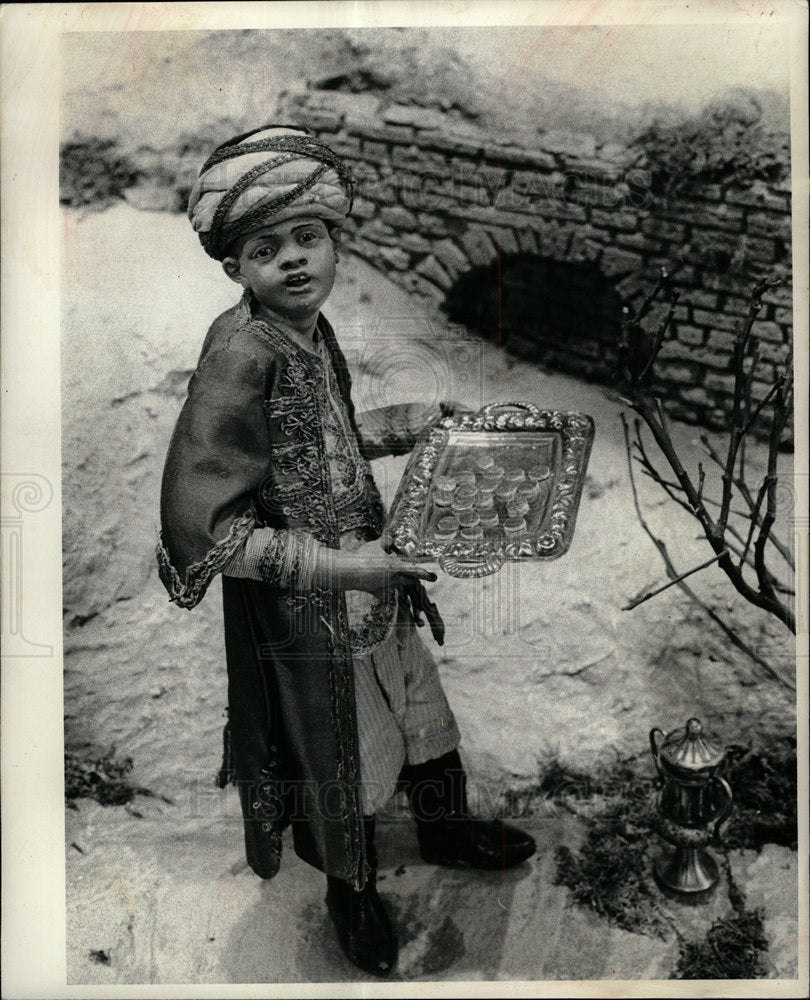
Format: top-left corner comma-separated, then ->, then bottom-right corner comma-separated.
250,309 -> 386,546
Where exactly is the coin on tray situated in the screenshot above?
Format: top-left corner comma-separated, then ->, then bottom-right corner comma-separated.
529,464 -> 551,482
457,510 -> 481,529
507,498 -> 530,517
503,468 -> 526,485
517,480 -> 540,500
478,509 -> 499,529
434,515 -> 459,541
503,515 -> 527,537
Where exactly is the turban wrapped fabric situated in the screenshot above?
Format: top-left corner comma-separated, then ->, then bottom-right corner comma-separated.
188,125 -> 354,260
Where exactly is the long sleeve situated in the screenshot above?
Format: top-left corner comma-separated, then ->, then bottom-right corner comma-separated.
222,525 -> 321,590
158,325 -> 275,609
353,402 -> 449,459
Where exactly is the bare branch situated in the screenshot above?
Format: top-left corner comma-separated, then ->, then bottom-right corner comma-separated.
618,274 -> 795,634
753,371 -> 795,628
622,550 -> 729,610
701,434 -> 793,568
620,414 -> 794,690
729,470 -> 794,569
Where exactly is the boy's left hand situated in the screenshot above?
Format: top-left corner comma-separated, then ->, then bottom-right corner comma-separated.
410,400 -> 474,434
429,400 -> 474,422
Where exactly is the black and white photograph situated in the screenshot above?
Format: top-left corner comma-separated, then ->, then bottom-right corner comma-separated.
1,1 -> 808,995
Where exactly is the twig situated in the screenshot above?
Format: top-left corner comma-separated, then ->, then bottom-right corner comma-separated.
753,371 -> 795,628
638,291 -> 680,383
718,278 -> 782,532
741,378 -> 783,439
622,550 -> 729,610
739,480 -> 769,571
638,468 -> 754,519
700,433 -> 793,568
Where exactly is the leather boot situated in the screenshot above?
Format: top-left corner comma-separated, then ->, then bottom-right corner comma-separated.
325,816 -> 398,977
401,749 -> 537,870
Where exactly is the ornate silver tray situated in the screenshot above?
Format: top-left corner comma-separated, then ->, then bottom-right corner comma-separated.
385,402 -> 595,577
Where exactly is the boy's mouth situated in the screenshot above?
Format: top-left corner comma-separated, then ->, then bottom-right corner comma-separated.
285,273 -> 311,290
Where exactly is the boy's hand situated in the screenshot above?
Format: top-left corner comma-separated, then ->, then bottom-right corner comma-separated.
438,400 -> 475,418
412,400 -> 474,429
313,541 -> 437,597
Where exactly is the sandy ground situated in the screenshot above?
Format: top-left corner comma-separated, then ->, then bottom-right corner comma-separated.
66,796 -> 799,985
62,204 -> 798,985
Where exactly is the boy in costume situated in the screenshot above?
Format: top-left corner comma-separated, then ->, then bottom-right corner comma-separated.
158,125 -> 535,977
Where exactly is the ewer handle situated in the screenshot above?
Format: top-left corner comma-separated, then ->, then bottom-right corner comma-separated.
649,727 -> 666,779
712,775 -> 734,841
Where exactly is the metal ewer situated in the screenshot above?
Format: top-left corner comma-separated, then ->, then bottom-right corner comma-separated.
649,717 -> 733,898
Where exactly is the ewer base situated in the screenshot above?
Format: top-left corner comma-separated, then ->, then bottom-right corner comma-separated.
654,846 -> 720,899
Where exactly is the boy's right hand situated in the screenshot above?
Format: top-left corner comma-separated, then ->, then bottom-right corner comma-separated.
313,543 -> 437,597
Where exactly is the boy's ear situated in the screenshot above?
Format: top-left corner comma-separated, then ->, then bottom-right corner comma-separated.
328,223 -> 342,261
222,256 -> 245,286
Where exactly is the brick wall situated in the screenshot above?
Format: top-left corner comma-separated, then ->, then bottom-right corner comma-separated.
280,89 -> 794,431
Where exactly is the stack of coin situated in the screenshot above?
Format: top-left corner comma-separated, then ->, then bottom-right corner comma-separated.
434,514 -> 459,541
454,470 -> 477,488
452,485 -> 477,513
507,497 -> 530,518
478,509 -> 499,529
457,510 -> 481,530
503,514 -> 527,538
475,484 -> 495,509
494,482 -> 517,503
503,468 -> 526,487
516,480 -> 540,501
433,475 -> 457,507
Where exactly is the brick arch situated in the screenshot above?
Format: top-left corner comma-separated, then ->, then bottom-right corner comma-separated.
442,252 -> 624,384
280,89 -> 793,430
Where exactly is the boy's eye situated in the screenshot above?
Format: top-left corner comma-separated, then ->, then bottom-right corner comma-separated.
253,246 -> 276,259
298,229 -> 322,245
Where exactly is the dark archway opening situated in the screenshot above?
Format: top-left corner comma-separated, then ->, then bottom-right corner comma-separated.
443,255 -> 623,384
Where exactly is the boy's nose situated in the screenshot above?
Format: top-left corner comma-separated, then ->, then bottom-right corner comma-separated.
279,248 -> 307,269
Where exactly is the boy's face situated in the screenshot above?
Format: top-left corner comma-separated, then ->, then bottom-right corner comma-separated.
222,216 -> 337,327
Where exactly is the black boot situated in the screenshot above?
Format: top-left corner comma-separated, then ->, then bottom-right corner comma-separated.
401,750 -> 536,870
325,816 -> 398,977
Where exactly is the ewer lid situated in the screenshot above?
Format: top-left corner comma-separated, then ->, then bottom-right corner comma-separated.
658,717 -> 725,778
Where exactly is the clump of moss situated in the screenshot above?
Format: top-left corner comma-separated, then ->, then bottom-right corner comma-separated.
674,908 -> 769,979
630,90 -> 789,197
503,757 -> 653,819
65,748 -> 168,807
60,139 -> 139,209
502,758 -> 593,817
554,800 -> 668,939
722,742 -> 797,851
